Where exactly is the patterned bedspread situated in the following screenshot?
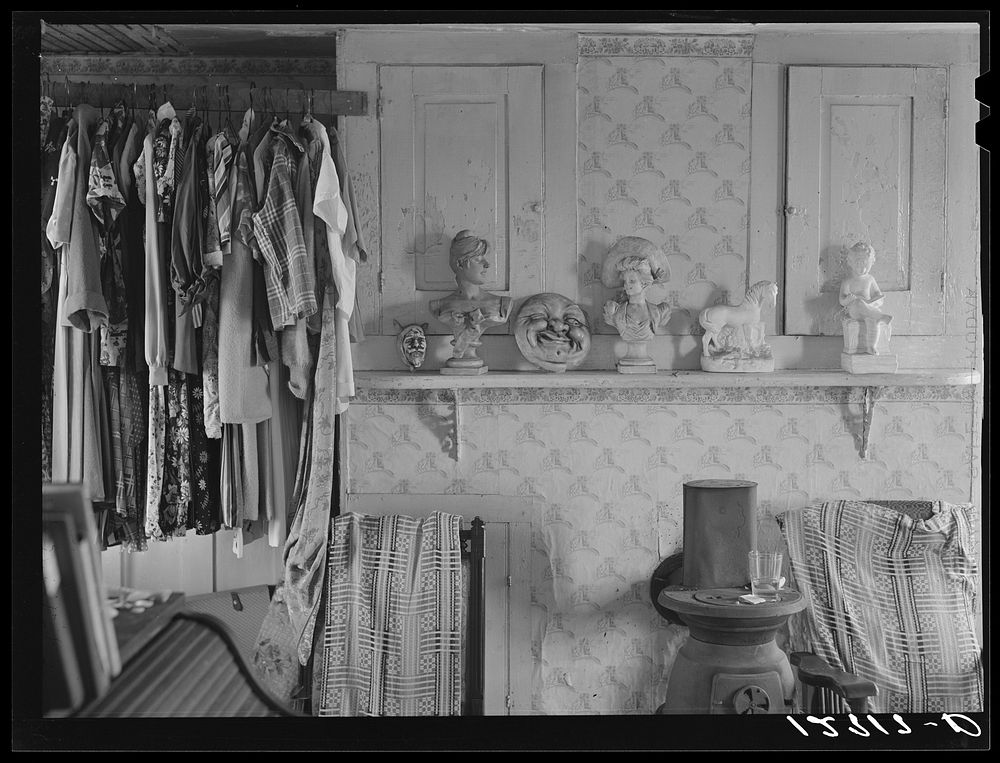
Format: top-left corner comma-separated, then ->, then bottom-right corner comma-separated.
778,500 -> 982,713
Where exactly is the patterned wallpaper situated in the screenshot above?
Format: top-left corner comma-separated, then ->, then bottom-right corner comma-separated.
346,387 -> 976,714
578,36 -> 754,335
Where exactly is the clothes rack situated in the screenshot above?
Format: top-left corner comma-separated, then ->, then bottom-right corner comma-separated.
40,76 -> 368,117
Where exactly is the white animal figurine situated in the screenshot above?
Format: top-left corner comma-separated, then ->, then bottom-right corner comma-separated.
698,280 -> 778,372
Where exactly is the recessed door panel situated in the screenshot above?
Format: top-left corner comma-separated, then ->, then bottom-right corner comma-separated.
380,65 -> 543,333
785,66 -> 946,336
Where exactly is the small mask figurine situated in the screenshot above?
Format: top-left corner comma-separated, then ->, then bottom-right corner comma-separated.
698,280 -> 778,372
394,320 -> 429,371
601,236 -> 673,373
837,242 -> 896,373
428,229 -> 512,375
515,293 -> 592,373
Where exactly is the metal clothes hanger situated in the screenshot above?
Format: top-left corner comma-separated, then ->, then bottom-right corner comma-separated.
224,84 -> 236,137
60,84 -> 66,114
216,84 -> 224,134
301,88 -> 313,127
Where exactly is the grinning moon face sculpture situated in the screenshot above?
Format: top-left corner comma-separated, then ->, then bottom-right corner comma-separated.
394,321 -> 429,371
514,293 -> 592,373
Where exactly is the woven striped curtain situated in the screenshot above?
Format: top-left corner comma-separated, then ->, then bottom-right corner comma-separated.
317,512 -> 463,716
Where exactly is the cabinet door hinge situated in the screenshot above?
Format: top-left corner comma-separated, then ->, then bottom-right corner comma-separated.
506,694 -> 514,711
941,271 -> 947,293
379,269 -> 386,292
506,575 -> 512,588
943,99 -> 949,120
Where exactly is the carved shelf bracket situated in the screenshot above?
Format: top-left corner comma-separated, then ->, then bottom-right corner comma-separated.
439,389 -> 462,462
858,385 -> 884,459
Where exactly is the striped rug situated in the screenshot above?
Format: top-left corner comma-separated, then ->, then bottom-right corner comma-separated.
318,512 -> 463,716
778,500 -> 982,713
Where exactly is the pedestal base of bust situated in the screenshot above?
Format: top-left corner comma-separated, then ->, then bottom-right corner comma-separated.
617,358 -> 657,374
841,352 -> 897,374
701,354 -> 774,373
441,357 -> 489,375
616,341 -> 656,373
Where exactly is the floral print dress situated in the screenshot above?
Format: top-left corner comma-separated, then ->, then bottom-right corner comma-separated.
157,366 -> 192,538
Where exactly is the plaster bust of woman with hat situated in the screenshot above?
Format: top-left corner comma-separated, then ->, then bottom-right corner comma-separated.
429,230 -> 512,374
601,236 -> 674,372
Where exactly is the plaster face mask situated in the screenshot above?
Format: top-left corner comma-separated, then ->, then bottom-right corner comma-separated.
395,322 -> 429,370
514,293 -> 592,373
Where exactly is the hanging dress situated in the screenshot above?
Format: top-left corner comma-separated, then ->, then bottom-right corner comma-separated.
52,106 -> 111,504
41,111 -> 68,482
218,133 -> 273,547
171,114 -> 219,534
109,111 -> 150,552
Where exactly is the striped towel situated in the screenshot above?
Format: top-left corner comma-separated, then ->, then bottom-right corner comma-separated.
318,512 -> 463,717
778,500 -> 983,713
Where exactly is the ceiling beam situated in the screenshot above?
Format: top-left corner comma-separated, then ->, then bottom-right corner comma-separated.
91,23 -> 146,53
44,25 -> 103,54
72,25 -> 123,53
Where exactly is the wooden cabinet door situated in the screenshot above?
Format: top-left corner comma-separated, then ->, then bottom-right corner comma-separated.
784,66 -> 947,336
379,65 -> 543,333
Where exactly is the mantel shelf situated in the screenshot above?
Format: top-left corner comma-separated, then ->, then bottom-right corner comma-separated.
354,368 -> 980,390
352,369 -> 979,461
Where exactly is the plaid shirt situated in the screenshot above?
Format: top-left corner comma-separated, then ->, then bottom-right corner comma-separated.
251,137 -> 317,329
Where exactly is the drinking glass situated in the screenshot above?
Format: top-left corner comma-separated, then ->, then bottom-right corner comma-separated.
748,550 -> 783,601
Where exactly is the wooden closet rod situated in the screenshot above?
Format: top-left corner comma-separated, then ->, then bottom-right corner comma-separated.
40,76 -> 368,117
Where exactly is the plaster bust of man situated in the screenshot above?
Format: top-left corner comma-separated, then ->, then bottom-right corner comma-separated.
515,292 -> 592,373
429,230 -> 512,361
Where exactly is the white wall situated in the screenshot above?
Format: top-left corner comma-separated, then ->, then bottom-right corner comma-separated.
345,25 -> 983,374
340,24 -> 985,714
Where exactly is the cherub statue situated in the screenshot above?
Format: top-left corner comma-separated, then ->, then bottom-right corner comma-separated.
428,230 -> 512,375
601,236 -> 673,373
837,242 -> 896,373
394,320 -> 429,371
698,280 -> 778,372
